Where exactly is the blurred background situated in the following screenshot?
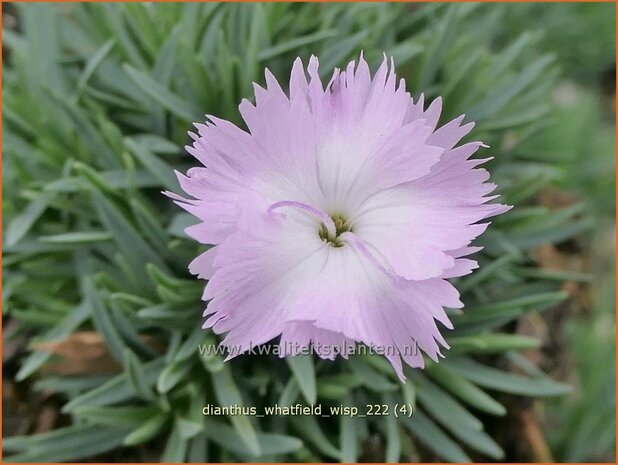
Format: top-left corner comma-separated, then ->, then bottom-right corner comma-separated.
2,2 -> 616,463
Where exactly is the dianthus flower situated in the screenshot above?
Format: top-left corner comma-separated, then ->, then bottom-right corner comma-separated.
169,54 -> 510,380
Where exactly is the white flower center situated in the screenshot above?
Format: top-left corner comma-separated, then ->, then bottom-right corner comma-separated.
268,200 -> 352,248
318,214 -> 351,248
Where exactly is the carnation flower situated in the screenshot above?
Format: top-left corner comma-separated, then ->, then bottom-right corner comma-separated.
169,54 -> 510,380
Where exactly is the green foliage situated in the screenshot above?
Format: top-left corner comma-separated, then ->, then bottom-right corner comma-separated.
520,78 -> 616,461
519,84 -> 616,219
495,2 -> 616,84
2,2 -> 610,462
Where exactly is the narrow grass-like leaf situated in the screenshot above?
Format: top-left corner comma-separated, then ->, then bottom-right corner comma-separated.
319,30 -> 369,75
211,366 -> 261,455
125,349 -> 156,400
512,266 -> 593,283
177,417 -> 204,440
340,393 -> 357,462
74,405 -> 158,428
449,334 -> 541,353
453,290 -> 568,325
317,373 -> 363,399
161,418 -> 189,462
123,64 -> 201,121
447,357 -> 572,396
130,134 -> 179,154
44,169 -> 160,193
4,425 -> 130,463
413,373 -> 483,432
174,327 -> 207,363
63,358 -> 164,412
100,4 -> 147,68
85,277 -> 126,362
157,359 -> 195,393
50,95 -> 120,169
39,231 -> 112,244
187,434 -> 209,462
290,416 -> 341,460
286,355 -> 317,404
401,410 -> 471,463
449,424 -> 505,460
508,217 -> 594,250
76,39 -> 115,96
92,190 -> 168,275
16,301 -> 90,381
417,4 -> 460,89
130,198 -> 172,253
203,418 -> 303,457
466,55 -> 555,121
426,363 -> 506,415
383,393 -> 401,462
5,198 -> 48,247
278,378 -> 301,406
124,411 -> 170,446
258,30 -> 338,61
125,137 -> 180,191
349,357 -> 397,392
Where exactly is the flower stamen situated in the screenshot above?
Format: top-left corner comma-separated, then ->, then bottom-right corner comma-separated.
319,213 -> 351,247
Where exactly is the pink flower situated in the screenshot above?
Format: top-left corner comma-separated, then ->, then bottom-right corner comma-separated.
169,54 -> 510,380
